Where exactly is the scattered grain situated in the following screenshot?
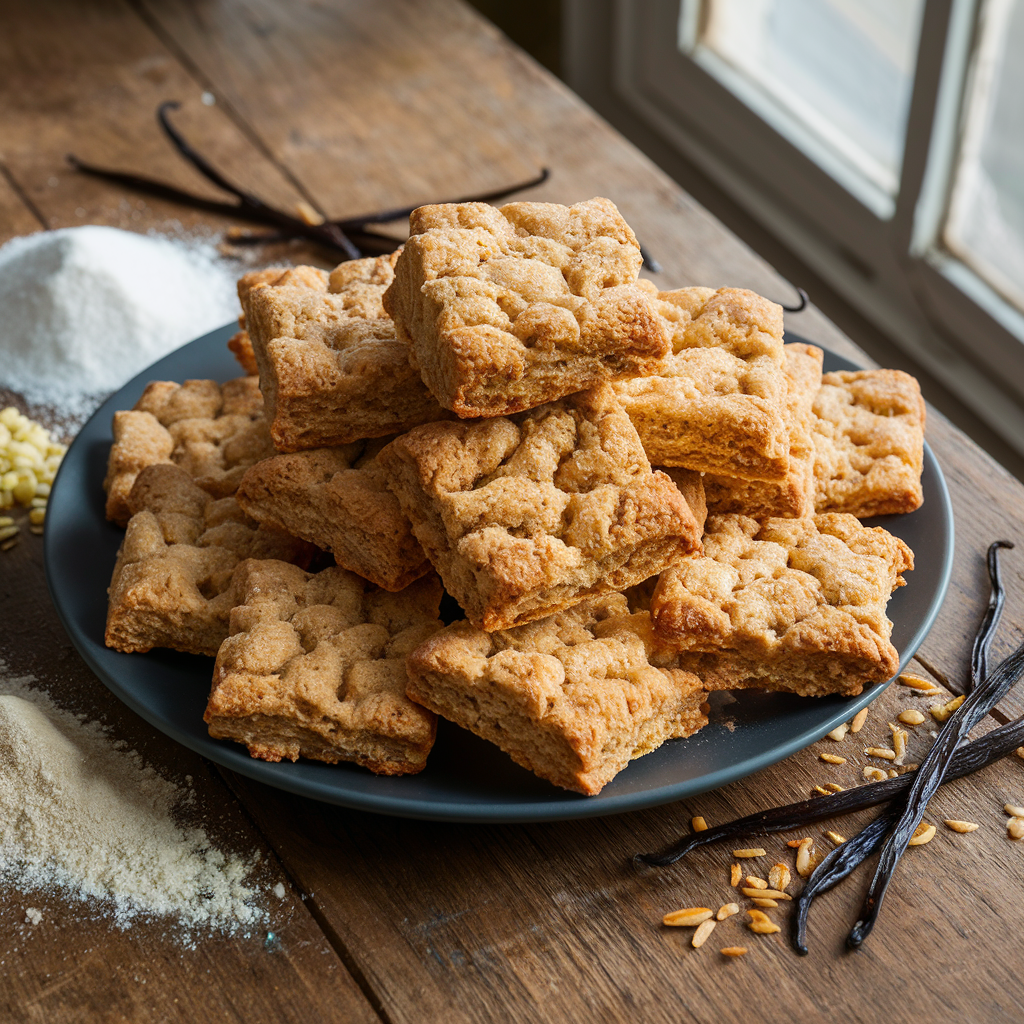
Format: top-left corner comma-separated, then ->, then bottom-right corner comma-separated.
741,888 -> 791,901
720,946 -> 747,957
824,783 -> 845,793
819,753 -> 846,765
908,822 -> 936,846
795,838 -> 818,877
932,695 -> 966,722
744,876 -> 768,889
663,907 -> 714,927
863,766 -> 887,782
691,918 -> 716,948
747,909 -> 781,935
1003,804 -> 1024,817
890,723 -> 909,765
943,820 -> 979,833
888,769 -> 899,778
730,863 -> 742,886
899,674 -> 940,692
732,848 -> 766,858
768,864 -> 791,892
826,831 -> 846,844
691,816 -> 708,832
865,746 -> 897,760
751,898 -> 778,908
812,785 -> 831,796
898,709 -> 926,726
827,723 -> 849,741
787,838 -> 809,848
716,903 -> 740,921
1008,818 -> 1024,840
850,708 -> 869,733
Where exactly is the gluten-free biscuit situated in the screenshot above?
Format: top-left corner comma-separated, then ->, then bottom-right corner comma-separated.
105,465 -> 314,656
812,369 -> 925,518
206,561 -> 442,774
377,385 -> 704,631
614,284 -> 788,479
650,513 -> 913,697
405,593 -> 709,794
382,198 -> 669,417
236,442 -> 430,592
242,252 -> 449,450
104,376 -> 274,526
702,343 -> 824,517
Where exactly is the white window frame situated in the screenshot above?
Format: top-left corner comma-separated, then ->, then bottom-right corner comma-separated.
564,0 -> 1024,452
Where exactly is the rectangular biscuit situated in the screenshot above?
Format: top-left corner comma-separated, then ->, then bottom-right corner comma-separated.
650,513 -> 914,697
702,342 -> 824,517
104,375 -> 275,526
377,385 -> 704,631
241,253 -> 449,451
105,464 -> 314,656
236,442 -> 430,592
382,198 -> 669,417
206,561 -> 442,775
613,285 -> 789,479
812,369 -> 926,518
405,593 -> 709,795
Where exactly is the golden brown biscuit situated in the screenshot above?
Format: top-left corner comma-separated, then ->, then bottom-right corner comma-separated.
104,376 -> 274,526
382,198 -> 669,417
702,342 -> 824,517
236,442 -> 430,592
105,465 -> 314,656
405,593 -> 709,794
206,561 -> 442,774
813,369 -> 926,518
613,285 -> 788,479
650,513 -> 913,697
241,252 -> 449,451
377,385 -> 704,631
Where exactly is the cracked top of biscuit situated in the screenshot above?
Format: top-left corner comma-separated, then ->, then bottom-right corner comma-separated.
813,369 -> 926,517
651,513 -> 913,654
208,561 -> 441,750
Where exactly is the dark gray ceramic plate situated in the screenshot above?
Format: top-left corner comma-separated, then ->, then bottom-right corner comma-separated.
45,325 -> 954,822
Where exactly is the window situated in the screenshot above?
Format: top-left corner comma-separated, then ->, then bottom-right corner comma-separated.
564,0 -> 1024,454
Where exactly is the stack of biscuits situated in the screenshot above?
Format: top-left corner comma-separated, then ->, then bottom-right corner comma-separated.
103,198 -> 923,795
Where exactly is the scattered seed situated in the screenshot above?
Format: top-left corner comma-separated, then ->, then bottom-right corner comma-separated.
28,524 -> 43,535
890,723 -> 909,765
720,946 -> 747,957
908,822 -> 936,846
795,838 -> 818,877
716,903 -> 739,921
28,507 -> 45,526
0,524 -> 19,542
850,708 -> 869,733
824,783 -> 845,793
787,838 -> 809,848
898,709 -> 926,725
888,769 -> 899,778
663,907 -> 714,927
865,746 -> 897,760
827,723 -> 849,741
812,785 -> 831,796
730,863 -> 742,886
863,766 -> 887,781
741,888 -> 791,900
692,816 -> 708,832
826,831 -> 846,844
0,538 -> 17,552
899,674 -> 939,691
1008,818 -> 1024,840
0,515 -> 13,527
748,920 -> 781,935
932,695 -> 967,722
692,918 -> 716,948
768,863 -> 790,892
744,876 -> 768,889
1017,748 -> 1024,759
751,898 -> 778,908
732,848 -> 766,858
819,753 -> 846,765
943,820 -> 979,833
1003,804 -> 1024,817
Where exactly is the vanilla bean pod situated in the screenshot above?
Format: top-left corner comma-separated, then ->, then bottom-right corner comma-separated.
971,540 -> 1013,689
847,633 -> 1024,948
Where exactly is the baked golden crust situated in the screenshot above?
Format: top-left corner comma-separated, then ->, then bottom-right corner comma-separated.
206,561 -> 442,774
103,376 -> 274,526
105,465 -> 314,657
650,513 -> 914,697
813,369 -> 926,518
382,198 -> 669,417
377,385 -> 704,631
236,442 -> 430,592
613,284 -> 788,479
241,252 -> 449,451
703,343 -> 824,517
405,593 -> 709,794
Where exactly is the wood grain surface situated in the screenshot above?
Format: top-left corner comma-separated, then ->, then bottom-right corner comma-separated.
3,2 -> 1024,1022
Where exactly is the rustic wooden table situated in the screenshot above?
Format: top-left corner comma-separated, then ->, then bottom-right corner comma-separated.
2,2 -> 1023,1021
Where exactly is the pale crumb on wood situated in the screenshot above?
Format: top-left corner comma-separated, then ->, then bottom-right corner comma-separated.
692,815 -> 708,832
931,695 -> 966,722
1016,748 -> 1024,760
295,200 -> 325,226
744,876 -> 767,889
890,723 -> 909,765
826,830 -> 846,844
720,946 -> 747,957
1008,818 -> 1024,840
865,746 -> 897,760
751,898 -> 778,908
943,820 -> 979,833
908,822 -> 936,846
850,708 -> 869,733
748,921 -> 781,935
768,863 -> 791,892
795,838 -> 819,877
717,903 -> 740,920
863,766 -> 887,782
731,848 -> 766,858
898,709 -> 926,725
663,907 -> 713,927
899,673 -> 940,692
692,918 -> 717,948
741,888 -> 791,901
827,723 -> 849,741
824,783 -> 844,793
888,769 -> 899,778
812,785 -> 831,796
787,838 -> 810,848
819,752 -> 846,764
1003,803 -> 1024,817
730,863 -> 742,886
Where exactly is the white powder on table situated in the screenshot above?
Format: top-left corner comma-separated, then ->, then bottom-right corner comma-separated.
0,659 -> 265,937
0,226 -> 239,421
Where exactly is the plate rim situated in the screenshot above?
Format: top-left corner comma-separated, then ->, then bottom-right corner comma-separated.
44,324 -> 955,823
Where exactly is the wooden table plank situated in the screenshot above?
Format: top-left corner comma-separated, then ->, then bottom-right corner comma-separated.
0,170 -> 44,242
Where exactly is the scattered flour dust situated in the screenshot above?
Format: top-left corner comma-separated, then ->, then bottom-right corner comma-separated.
0,659 -> 266,939
0,226 -> 239,420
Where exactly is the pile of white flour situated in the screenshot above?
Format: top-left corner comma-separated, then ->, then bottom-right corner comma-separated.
0,659 -> 264,934
0,226 -> 239,419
